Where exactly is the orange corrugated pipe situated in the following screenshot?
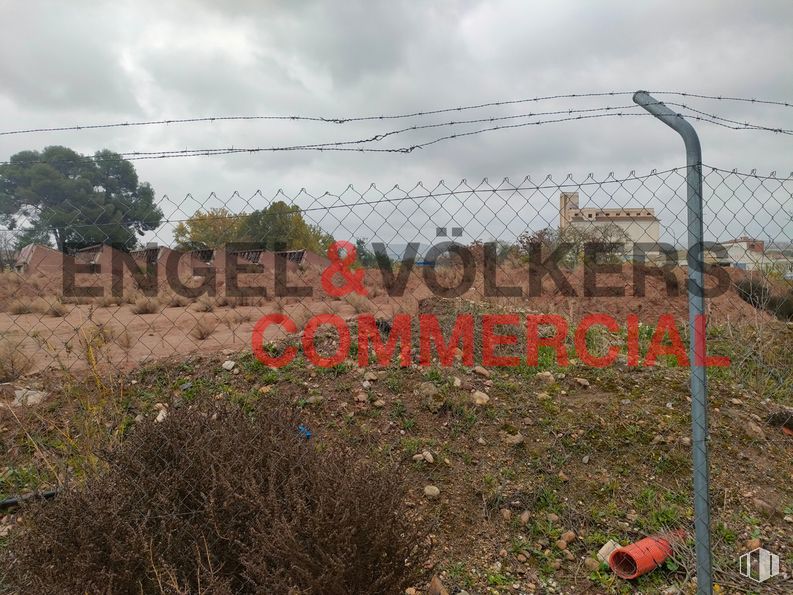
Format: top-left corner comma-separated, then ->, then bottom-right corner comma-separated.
609,530 -> 686,580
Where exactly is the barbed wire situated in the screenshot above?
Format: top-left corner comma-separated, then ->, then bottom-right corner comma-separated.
0,92 -> 639,137
2,90 -> 790,138
1,103 -> 791,169
648,90 -> 793,108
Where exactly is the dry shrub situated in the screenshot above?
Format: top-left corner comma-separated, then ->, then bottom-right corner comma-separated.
130,296 -> 160,315
343,292 -> 375,313
165,291 -> 191,308
190,317 -> 218,340
225,310 -> 252,325
0,339 -> 32,382
193,295 -> 215,312
2,404 -> 425,594
8,299 -> 33,315
115,329 -> 136,351
32,297 -> 69,317
95,294 -> 121,308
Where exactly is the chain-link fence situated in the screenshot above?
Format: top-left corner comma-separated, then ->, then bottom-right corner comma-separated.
1,89 -> 792,594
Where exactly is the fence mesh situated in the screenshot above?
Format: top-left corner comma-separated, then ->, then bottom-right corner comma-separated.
1,164 -> 792,592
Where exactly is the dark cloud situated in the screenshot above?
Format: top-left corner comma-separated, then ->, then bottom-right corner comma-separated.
1,0 -> 791,246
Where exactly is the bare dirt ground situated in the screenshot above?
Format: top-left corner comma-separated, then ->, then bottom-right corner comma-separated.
1,261 -> 790,593
1,340 -> 791,593
0,262 -> 779,376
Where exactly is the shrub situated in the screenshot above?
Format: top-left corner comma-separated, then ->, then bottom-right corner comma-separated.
343,293 -> 375,313
735,278 -> 770,308
95,294 -> 121,308
3,404 -> 425,594
32,297 -> 69,317
767,291 -> 793,321
8,299 -> 33,315
0,340 -> 32,382
130,297 -> 160,315
190,317 -> 218,340
165,292 -> 191,308
193,295 -> 215,312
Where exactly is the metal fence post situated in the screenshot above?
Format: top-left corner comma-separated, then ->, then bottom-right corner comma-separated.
633,90 -> 712,594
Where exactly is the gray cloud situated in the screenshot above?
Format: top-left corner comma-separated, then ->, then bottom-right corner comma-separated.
1,0 -> 791,246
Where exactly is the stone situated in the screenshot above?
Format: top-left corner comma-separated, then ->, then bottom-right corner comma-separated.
421,450 -> 434,464
305,395 -> 324,405
745,537 -> 762,550
362,380 -> 372,389
558,470 -> 569,482
453,376 -> 462,388
504,432 -> 525,446
405,589 -> 417,595
500,508 -> 512,521
584,557 -> 601,572
597,540 -> 620,563
425,394 -> 445,413
221,360 -> 236,371
517,553 -> 528,563
427,575 -> 449,595
561,530 -> 576,544
155,408 -> 168,423
536,371 -> 554,384
423,485 -> 440,499
536,391 -> 551,400
555,539 -> 568,550
12,389 -> 47,406
412,453 -> 425,462
258,385 -> 272,395
519,511 -> 530,526
752,497 -> 776,517
373,399 -> 386,408
563,549 -> 575,561
473,365 -> 491,378
418,382 -> 439,397
746,421 -> 766,440
355,392 -> 368,403
547,513 -> 559,523
574,377 -> 590,388
364,371 -> 378,382
472,390 -> 490,406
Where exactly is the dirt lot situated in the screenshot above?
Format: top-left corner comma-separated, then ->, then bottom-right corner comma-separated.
0,261 -> 780,376
1,300 -> 791,593
1,260 -> 791,593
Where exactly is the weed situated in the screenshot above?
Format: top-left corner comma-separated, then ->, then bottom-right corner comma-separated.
0,339 -> 33,381
8,300 -> 33,315
2,403 -> 427,593
130,297 -> 160,314
190,318 -> 218,340
193,295 -> 214,312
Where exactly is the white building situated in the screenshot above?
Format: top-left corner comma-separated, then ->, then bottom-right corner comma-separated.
721,236 -> 792,274
559,192 -> 660,256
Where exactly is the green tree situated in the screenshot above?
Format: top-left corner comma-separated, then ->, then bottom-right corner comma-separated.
0,146 -> 162,251
239,201 -> 333,253
173,208 -> 245,250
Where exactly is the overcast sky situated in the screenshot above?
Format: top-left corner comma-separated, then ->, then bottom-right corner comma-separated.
1,0 -> 791,247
